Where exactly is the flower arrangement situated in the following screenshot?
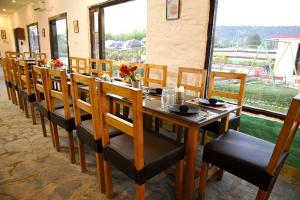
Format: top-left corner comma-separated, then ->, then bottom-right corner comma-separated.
47,59 -> 63,68
118,63 -> 141,81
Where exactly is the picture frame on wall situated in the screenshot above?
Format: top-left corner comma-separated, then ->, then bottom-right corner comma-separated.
73,20 -> 79,33
42,28 -> 45,37
1,30 -> 6,39
166,0 -> 180,20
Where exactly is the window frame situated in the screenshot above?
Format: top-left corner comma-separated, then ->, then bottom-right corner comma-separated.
89,0 -> 135,59
27,22 -> 41,55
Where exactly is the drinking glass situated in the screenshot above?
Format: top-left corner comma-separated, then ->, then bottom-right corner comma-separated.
161,88 -> 175,108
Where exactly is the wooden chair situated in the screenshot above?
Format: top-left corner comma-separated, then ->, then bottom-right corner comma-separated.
201,71 -> 246,144
70,74 -> 122,192
46,68 -> 91,163
5,58 -> 19,106
177,67 -> 207,97
23,52 -> 31,59
5,51 -> 23,58
33,52 -> 47,65
1,57 -> 13,101
100,81 -> 185,199
69,57 -> 88,73
88,58 -> 113,77
144,64 -> 167,87
199,94 -> 300,200
11,59 -> 25,110
18,60 -> 37,124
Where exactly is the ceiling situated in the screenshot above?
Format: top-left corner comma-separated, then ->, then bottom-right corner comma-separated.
0,0 -> 38,16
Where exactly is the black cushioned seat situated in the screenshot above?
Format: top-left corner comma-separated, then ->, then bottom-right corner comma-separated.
76,119 -> 123,153
202,129 -> 288,190
203,112 -> 240,133
37,98 -> 72,119
103,130 -> 185,185
50,107 -> 91,132
5,80 -> 12,88
21,88 -> 36,103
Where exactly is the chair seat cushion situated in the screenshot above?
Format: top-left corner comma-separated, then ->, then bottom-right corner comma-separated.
21,90 -> 36,103
202,112 -> 240,133
76,119 -> 123,153
103,130 -> 185,185
202,129 -> 288,190
37,98 -> 71,119
50,107 -> 91,132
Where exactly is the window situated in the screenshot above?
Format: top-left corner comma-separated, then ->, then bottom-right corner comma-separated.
90,0 -> 147,74
209,0 -> 300,114
49,13 -> 69,66
27,23 -> 40,54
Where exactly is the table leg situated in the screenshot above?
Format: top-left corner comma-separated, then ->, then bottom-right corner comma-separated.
184,125 -> 198,200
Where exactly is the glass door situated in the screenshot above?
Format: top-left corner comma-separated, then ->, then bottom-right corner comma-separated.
49,13 -> 69,66
27,23 -> 40,54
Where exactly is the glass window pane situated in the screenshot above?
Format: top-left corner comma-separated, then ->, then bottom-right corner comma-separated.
28,25 -> 40,53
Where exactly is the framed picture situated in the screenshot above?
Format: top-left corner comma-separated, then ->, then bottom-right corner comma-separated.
166,0 -> 180,20
42,28 -> 45,37
73,20 -> 79,33
1,30 -> 6,39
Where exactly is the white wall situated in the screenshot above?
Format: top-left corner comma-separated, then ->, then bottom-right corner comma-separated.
147,0 -> 210,86
0,16 -> 14,56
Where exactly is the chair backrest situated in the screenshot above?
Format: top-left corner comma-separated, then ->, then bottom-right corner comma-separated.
1,58 -> 10,82
32,65 -> 47,104
69,57 -> 88,74
99,81 -> 144,170
71,73 -> 101,139
267,94 -> 300,175
208,71 -> 247,116
33,52 -> 46,60
23,52 -> 31,59
177,67 -> 207,97
18,60 -> 33,95
8,58 -> 19,85
88,58 -> 113,77
143,64 -> 167,87
5,51 -> 23,58
46,68 -> 71,119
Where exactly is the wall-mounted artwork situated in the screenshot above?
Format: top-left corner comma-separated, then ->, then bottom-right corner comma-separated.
73,20 -> 79,33
166,0 -> 180,20
1,30 -> 6,39
42,28 -> 45,37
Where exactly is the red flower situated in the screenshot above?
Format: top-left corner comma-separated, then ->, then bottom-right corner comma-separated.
130,65 -> 137,72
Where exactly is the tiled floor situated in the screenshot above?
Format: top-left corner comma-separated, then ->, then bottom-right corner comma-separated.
0,66 -> 300,199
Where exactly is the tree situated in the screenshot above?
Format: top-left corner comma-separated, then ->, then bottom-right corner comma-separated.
246,34 -> 262,48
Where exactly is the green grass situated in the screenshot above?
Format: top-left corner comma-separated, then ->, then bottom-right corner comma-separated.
240,114 -> 300,169
215,81 -> 298,113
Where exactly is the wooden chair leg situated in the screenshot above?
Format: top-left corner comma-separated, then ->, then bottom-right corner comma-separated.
40,114 -> 47,137
77,139 -> 86,172
49,121 -> 55,148
29,103 -> 36,124
136,184 -> 145,200
23,99 -> 29,118
51,122 -> 60,151
176,126 -> 183,142
217,169 -> 224,181
154,117 -> 160,132
5,84 -> 11,100
201,130 -> 207,145
17,91 -> 23,110
96,152 -> 105,193
175,160 -> 184,200
10,88 -> 17,104
67,131 -> 75,164
104,160 -> 113,198
198,161 -> 208,200
256,189 -> 268,200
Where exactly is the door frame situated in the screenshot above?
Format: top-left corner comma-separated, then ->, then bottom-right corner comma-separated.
27,22 -> 41,54
48,12 -> 70,65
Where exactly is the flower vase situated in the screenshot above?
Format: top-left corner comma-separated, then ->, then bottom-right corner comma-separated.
132,80 -> 142,89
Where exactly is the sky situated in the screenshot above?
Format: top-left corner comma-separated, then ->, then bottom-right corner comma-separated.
104,0 -> 147,35
216,0 -> 300,26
